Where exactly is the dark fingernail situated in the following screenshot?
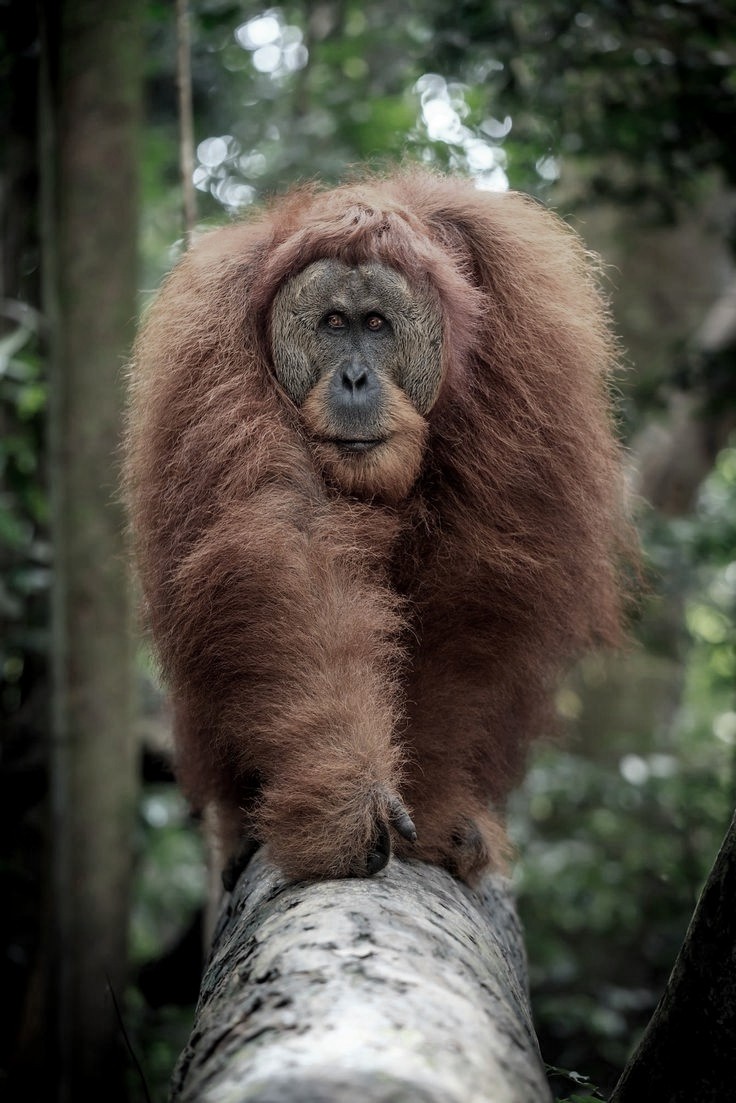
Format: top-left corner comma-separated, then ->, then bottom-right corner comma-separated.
366,819 -> 391,875
393,808 -> 417,842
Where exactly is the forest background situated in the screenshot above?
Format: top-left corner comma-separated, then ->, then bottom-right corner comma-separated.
1,1 -> 735,1101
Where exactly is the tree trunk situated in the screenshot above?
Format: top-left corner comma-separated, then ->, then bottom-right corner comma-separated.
609,810 -> 736,1103
172,851 -> 552,1103
40,2 -> 142,1099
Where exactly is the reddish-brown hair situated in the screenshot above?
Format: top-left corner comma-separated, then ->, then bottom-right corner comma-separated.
126,169 -> 635,882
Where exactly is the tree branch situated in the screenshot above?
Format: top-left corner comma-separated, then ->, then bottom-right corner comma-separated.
610,810 -> 736,1103
171,851 -> 552,1103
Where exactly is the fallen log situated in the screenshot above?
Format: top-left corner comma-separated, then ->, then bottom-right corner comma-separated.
171,850 -> 551,1103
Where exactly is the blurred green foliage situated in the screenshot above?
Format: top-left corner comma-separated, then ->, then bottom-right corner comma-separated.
128,787 -> 207,1099
512,447 -> 736,1091
0,315 -> 49,723
132,787 -> 206,966
430,0 -> 736,208
2,1 -> 735,1099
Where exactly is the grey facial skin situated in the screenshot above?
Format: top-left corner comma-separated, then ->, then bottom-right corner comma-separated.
270,260 -> 444,437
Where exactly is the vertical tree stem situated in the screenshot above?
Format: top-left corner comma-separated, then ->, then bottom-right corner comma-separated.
176,0 -> 197,246
41,2 -> 141,1098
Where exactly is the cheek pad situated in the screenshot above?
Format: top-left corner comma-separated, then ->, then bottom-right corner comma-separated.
393,308 -> 444,416
270,305 -> 320,406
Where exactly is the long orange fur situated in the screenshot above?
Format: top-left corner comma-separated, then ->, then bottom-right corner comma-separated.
125,169 -> 635,883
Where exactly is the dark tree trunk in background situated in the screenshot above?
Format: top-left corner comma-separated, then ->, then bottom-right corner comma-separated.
0,0 -> 45,1086
39,2 -> 142,1100
0,2 -> 40,308
610,810 -> 736,1103
172,852 -> 552,1103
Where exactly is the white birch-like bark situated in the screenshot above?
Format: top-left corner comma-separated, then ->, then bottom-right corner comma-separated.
172,850 -> 551,1103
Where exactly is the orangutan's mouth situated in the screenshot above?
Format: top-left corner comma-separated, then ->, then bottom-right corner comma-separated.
330,438 -> 385,453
